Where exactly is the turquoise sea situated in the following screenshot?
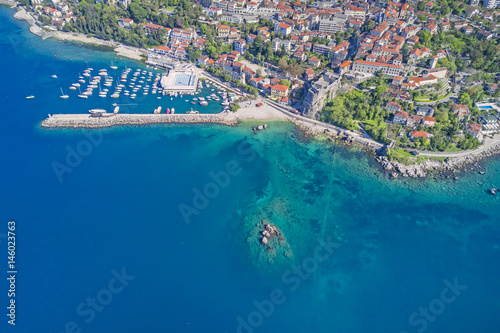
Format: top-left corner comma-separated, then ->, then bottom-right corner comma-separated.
1,7 -> 500,333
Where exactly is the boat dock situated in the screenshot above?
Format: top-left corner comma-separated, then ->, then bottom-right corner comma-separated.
41,113 -> 238,129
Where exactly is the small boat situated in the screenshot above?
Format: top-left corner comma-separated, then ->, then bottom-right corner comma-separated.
191,101 -> 196,104
69,86 -> 77,91
26,95 -> 35,99
72,83 -> 81,87
110,61 -> 118,70
200,101 -> 208,106
60,88 -> 69,99
187,109 -> 199,114
171,108 -> 175,114
89,108 -> 106,114
52,75 -> 57,79
78,94 -> 88,99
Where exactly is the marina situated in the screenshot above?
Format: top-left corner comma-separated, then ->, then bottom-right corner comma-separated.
52,64 -> 232,115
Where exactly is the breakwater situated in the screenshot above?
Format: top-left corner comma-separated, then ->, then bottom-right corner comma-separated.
41,113 -> 238,129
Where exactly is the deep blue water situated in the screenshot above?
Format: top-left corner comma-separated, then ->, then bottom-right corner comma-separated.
1,7 -> 500,333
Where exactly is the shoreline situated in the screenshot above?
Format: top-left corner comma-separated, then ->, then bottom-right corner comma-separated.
12,7 -> 146,61
13,6 -> 499,178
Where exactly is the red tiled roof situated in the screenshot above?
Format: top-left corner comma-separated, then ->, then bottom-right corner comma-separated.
272,84 -> 289,92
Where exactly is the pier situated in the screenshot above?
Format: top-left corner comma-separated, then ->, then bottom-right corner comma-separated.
41,113 -> 238,129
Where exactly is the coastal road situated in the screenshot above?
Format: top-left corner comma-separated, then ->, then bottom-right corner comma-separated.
418,136 -> 500,158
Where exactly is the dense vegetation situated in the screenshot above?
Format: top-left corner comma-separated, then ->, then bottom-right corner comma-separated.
417,30 -> 500,73
320,87 -> 392,144
60,0 -> 203,48
205,66 -> 259,96
321,75 -> 482,151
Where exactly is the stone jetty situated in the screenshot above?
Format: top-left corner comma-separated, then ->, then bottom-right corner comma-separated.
41,112 -> 238,129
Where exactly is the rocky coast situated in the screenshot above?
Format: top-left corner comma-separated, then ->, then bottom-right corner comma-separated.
376,143 -> 500,179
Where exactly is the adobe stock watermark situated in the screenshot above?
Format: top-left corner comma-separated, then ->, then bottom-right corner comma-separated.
178,141 -> 257,224
50,72 -> 153,183
49,267 -> 135,333
400,277 -> 467,333
51,130 -> 103,183
236,237 -> 340,333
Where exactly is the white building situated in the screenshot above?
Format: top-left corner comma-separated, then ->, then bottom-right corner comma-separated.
352,60 -> 401,76
273,39 -> 292,52
483,0 -> 500,8
318,15 -> 347,34
234,39 -> 246,54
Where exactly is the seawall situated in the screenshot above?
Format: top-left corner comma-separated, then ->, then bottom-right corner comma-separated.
41,113 -> 238,129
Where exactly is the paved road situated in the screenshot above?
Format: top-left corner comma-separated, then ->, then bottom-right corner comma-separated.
418,136 -> 500,157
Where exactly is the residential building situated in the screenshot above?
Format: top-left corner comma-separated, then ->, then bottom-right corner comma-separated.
393,111 -> 409,125
422,116 -> 436,127
453,104 -> 470,121
309,56 -> 321,68
234,39 -> 246,54
144,23 -> 165,36
273,39 -> 292,52
409,130 -> 429,140
318,15 -> 347,34
198,55 -> 209,66
216,25 -> 230,38
483,0 -> 500,9
200,0 -> 212,7
118,18 -> 133,29
466,123 -> 483,141
271,84 -> 289,98
385,101 -> 402,113
275,22 -> 293,36
478,114 -> 500,134
312,44 -> 331,56
416,106 -> 434,117
304,68 -> 316,81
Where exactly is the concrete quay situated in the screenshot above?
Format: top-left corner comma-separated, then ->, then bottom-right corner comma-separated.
41,113 -> 238,129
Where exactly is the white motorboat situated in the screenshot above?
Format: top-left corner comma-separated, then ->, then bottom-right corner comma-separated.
89,109 -> 106,114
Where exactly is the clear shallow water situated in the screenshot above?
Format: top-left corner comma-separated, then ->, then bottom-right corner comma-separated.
1,7 -> 500,333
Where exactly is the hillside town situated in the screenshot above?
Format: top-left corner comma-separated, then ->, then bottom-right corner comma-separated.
21,0 -> 500,152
